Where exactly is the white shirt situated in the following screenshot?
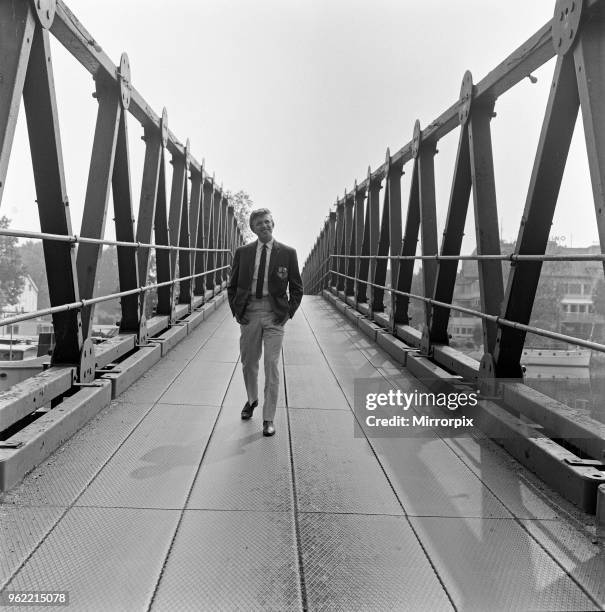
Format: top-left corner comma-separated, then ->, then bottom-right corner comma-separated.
252,239 -> 273,297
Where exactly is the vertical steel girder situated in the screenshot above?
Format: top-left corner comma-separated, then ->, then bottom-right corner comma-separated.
177,160 -> 192,306
328,211 -> 337,288
372,175 -> 391,312
22,24 -> 83,365
468,102 -> 503,356
394,160 -> 420,325
429,124 -> 472,344
203,179 -> 215,293
160,151 -> 186,316
194,178 -> 210,295
386,157 -> 404,330
154,149 -> 171,315
364,178 -> 381,312
494,53 -> 579,377
343,193 -> 355,295
0,0 -> 35,203
76,76 -> 121,339
213,191 -> 224,288
352,185 -> 366,302
219,197 -> 229,283
417,141 -> 439,332
188,169 -> 203,298
112,108 -> 141,335
136,130 -> 163,324
574,5 -> 605,263
335,202 -> 345,290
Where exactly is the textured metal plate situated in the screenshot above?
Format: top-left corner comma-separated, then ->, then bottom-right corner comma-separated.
0,401 -> 153,507
299,512 -> 452,611
366,434 -> 508,518
285,364 -> 350,410
442,433 -> 565,520
159,361 -> 236,406
6,507 -> 178,611
0,383 -> 112,492
115,358 -> 189,404
282,339 -> 324,365
187,400 -> 292,512
190,335 -> 240,362
152,510 -> 301,611
76,403 -> 219,509
520,518 -> 605,607
0,506 -> 63,587
410,516 -> 597,611
289,409 -> 402,514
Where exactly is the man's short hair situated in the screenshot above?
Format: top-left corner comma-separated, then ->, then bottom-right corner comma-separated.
249,208 -> 273,229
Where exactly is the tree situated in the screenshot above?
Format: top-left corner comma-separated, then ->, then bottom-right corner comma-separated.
225,190 -> 255,243
0,216 -> 25,310
18,240 -> 49,309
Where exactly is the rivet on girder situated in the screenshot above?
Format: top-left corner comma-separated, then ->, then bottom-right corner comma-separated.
411,120 -> 421,159
118,52 -> 132,110
458,70 -> 474,126
32,0 -> 56,29
552,0 -> 584,56
160,107 -> 168,148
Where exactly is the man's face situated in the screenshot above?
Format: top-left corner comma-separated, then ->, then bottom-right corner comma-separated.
251,214 -> 274,243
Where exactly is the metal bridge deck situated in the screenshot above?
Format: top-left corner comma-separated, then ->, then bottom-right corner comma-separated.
0,297 -> 603,611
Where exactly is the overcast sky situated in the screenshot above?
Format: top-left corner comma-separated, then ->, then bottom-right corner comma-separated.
3,0 -> 599,264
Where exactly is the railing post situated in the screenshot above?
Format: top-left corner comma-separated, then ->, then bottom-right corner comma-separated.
494,52 -> 579,378
349,182 -> 366,305
76,71 -> 121,342
386,150 -> 403,333
468,90 -> 504,367
574,2 -> 605,274
335,200 -> 345,292
178,141 -> 193,309
393,158 -> 419,327
372,162 -> 391,314
429,72 -> 473,346
136,114 -> 165,343
205,176 -> 217,294
416,122 -> 439,355
188,163 -> 203,304
343,191 -> 355,297
112,55 -> 142,337
156,127 -> 186,322
21,15 -> 85,373
365,172 -> 381,316
327,211 -> 337,290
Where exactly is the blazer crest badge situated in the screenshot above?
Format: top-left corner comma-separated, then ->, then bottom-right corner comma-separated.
276,266 -> 288,280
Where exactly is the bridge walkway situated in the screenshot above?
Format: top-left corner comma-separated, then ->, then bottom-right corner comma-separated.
0,297 -> 603,611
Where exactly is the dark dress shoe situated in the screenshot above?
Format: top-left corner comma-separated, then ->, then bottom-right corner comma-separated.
263,421 -> 275,436
241,400 -> 258,420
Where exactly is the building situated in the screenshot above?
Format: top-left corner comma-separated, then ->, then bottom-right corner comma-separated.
0,274 -> 52,338
449,242 -> 604,348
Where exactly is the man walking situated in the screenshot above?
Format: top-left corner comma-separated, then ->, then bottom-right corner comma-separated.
227,208 -> 303,436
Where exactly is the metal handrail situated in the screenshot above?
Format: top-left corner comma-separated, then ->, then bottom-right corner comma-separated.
0,228 -> 232,254
329,253 -> 605,262
328,269 -> 605,354
0,265 -> 230,328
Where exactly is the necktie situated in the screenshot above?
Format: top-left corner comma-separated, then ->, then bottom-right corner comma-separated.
256,244 -> 267,298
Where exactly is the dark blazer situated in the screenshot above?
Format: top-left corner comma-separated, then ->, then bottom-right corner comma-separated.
228,240 -> 303,320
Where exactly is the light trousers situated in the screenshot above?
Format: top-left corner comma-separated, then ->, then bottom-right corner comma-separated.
239,296 -> 285,421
